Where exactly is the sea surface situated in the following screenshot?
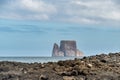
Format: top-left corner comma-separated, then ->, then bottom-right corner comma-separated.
0,57 -> 82,63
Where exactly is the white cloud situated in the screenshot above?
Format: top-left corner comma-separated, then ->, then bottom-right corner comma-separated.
100,11 -> 120,20
61,0 -> 120,25
61,16 -> 98,24
0,12 -> 49,20
0,0 -> 120,26
20,0 -> 56,14
0,0 -> 56,20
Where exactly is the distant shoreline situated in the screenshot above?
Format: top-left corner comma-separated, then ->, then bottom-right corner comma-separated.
0,56 -> 83,63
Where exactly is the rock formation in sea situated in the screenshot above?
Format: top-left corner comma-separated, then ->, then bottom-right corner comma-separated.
52,40 -> 83,57
52,43 -> 64,56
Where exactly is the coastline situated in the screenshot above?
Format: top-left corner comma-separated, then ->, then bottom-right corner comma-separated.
0,57 -> 83,63
0,53 -> 120,80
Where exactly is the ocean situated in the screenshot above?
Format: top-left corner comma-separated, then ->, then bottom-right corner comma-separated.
0,57 -> 82,63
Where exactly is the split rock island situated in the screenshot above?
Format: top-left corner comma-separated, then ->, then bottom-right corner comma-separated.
52,40 -> 83,57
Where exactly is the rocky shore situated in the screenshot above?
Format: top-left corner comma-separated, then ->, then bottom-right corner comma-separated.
0,53 -> 120,80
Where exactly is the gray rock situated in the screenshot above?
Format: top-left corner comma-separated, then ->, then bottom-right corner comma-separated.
60,40 -> 77,56
52,40 -> 83,57
52,43 -> 59,56
63,76 -> 76,80
39,75 -> 48,80
52,43 -> 64,56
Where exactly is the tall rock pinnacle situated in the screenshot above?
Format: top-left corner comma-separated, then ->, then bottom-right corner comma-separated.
52,40 -> 83,57
52,43 -> 64,56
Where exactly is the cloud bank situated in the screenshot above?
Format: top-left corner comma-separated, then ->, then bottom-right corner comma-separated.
0,0 -> 120,26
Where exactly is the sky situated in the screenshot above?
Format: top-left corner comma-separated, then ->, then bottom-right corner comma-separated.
0,0 -> 120,56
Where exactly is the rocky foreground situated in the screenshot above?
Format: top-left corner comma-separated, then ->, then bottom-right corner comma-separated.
0,53 -> 120,80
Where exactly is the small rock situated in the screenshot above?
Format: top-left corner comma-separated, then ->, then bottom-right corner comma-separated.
39,75 -> 48,80
60,71 -> 71,76
63,76 -> 76,80
20,68 -> 28,74
100,59 -> 107,63
41,64 -> 45,68
79,78 -> 84,80
80,70 -> 89,75
87,63 -> 92,68
81,61 -> 84,63
71,70 -> 78,76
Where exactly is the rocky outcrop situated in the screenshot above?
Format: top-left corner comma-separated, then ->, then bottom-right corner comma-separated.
0,53 -> 120,80
52,43 -> 64,56
52,40 -> 83,57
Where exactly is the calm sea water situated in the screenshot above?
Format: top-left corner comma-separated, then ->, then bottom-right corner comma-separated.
0,57 -> 82,63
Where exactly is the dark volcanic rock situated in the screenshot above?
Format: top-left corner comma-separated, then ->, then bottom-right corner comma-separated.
0,52 -> 120,80
52,40 -> 83,57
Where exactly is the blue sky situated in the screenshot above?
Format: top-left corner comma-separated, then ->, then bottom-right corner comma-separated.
0,0 -> 120,56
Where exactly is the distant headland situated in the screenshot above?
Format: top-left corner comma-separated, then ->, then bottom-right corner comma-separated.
52,40 -> 83,57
